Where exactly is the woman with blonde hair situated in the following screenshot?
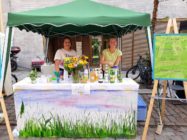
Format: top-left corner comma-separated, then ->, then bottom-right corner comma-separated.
100,37 -> 122,69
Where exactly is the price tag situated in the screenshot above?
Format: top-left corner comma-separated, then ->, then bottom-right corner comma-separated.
71,84 -> 90,95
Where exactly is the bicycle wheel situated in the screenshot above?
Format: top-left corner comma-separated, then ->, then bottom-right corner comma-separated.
126,66 -> 140,80
11,74 -> 18,84
11,60 -> 17,72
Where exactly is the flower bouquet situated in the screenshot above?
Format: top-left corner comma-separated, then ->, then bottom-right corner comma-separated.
64,55 -> 88,83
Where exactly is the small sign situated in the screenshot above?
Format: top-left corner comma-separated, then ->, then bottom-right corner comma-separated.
71,84 -> 90,95
76,42 -> 82,56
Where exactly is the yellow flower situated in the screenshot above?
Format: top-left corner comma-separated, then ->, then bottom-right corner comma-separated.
68,63 -> 74,68
64,57 -> 71,62
73,57 -> 78,61
79,60 -> 84,65
85,56 -> 88,59
83,60 -> 88,65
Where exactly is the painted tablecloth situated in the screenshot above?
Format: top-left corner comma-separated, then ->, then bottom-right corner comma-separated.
13,78 -> 139,138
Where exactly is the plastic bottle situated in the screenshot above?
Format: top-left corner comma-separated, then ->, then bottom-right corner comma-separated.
98,65 -> 103,83
64,69 -> 69,82
104,64 -> 109,83
104,72 -> 109,83
95,68 -> 99,82
90,69 -> 96,83
112,66 -> 118,83
84,69 -> 89,83
105,64 -> 108,71
117,69 -> 123,83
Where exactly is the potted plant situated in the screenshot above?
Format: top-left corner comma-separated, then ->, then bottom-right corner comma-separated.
92,39 -> 100,64
29,69 -> 38,84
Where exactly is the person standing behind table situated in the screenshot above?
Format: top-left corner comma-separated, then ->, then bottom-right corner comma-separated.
54,37 -> 77,73
100,37 -> 122,70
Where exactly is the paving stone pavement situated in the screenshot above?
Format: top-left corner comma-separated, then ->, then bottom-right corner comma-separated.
1,125 -> 187,140
0,68 -> 187,139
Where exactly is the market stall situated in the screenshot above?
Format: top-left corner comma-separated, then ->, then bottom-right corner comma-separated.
3,0 -> 151,138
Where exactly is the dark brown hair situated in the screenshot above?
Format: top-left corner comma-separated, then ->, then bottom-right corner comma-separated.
63,37 -> 72,44
63,37 -> 72,49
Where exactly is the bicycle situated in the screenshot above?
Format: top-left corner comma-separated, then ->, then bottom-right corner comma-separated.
11,74 -> 18,84
126,55 -> 152,85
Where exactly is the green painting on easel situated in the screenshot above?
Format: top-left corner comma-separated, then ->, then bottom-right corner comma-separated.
154,34 -> 187,80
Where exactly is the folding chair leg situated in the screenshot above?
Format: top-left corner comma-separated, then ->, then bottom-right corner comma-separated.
167,81 -> 174,104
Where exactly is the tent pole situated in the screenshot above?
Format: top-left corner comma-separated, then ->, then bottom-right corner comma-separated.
120,37 -> 122,70
0,28 -> 9,93
45,37 -> 49,63
146,26 -> 153,68
4,28 -> 14,96
1,27 -> 12,90
0,27 -> 14,140
118,37 -> 122,70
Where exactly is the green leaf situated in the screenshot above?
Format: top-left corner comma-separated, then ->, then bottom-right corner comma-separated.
20,101 -> 25,118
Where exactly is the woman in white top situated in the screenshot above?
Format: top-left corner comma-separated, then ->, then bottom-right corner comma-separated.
54,37 -> 77,72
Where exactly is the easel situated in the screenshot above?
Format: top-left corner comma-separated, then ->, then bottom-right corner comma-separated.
0,0 -> 14,139
142,18 -> 187,140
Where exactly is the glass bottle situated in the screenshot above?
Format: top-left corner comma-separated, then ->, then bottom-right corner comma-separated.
104,64 -> 109,83
83,69 -> 89,83
90,69 -> 96,83
98,65 -> 103,83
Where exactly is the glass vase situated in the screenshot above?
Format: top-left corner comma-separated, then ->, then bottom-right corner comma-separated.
72,70 -> 79,83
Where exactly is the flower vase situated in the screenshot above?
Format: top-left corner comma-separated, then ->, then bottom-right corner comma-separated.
31,78 -> 37,84
72,70 -> 79,83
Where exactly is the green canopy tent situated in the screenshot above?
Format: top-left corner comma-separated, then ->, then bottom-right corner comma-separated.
2,0 -> 152,88
7,0 -> 150,36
